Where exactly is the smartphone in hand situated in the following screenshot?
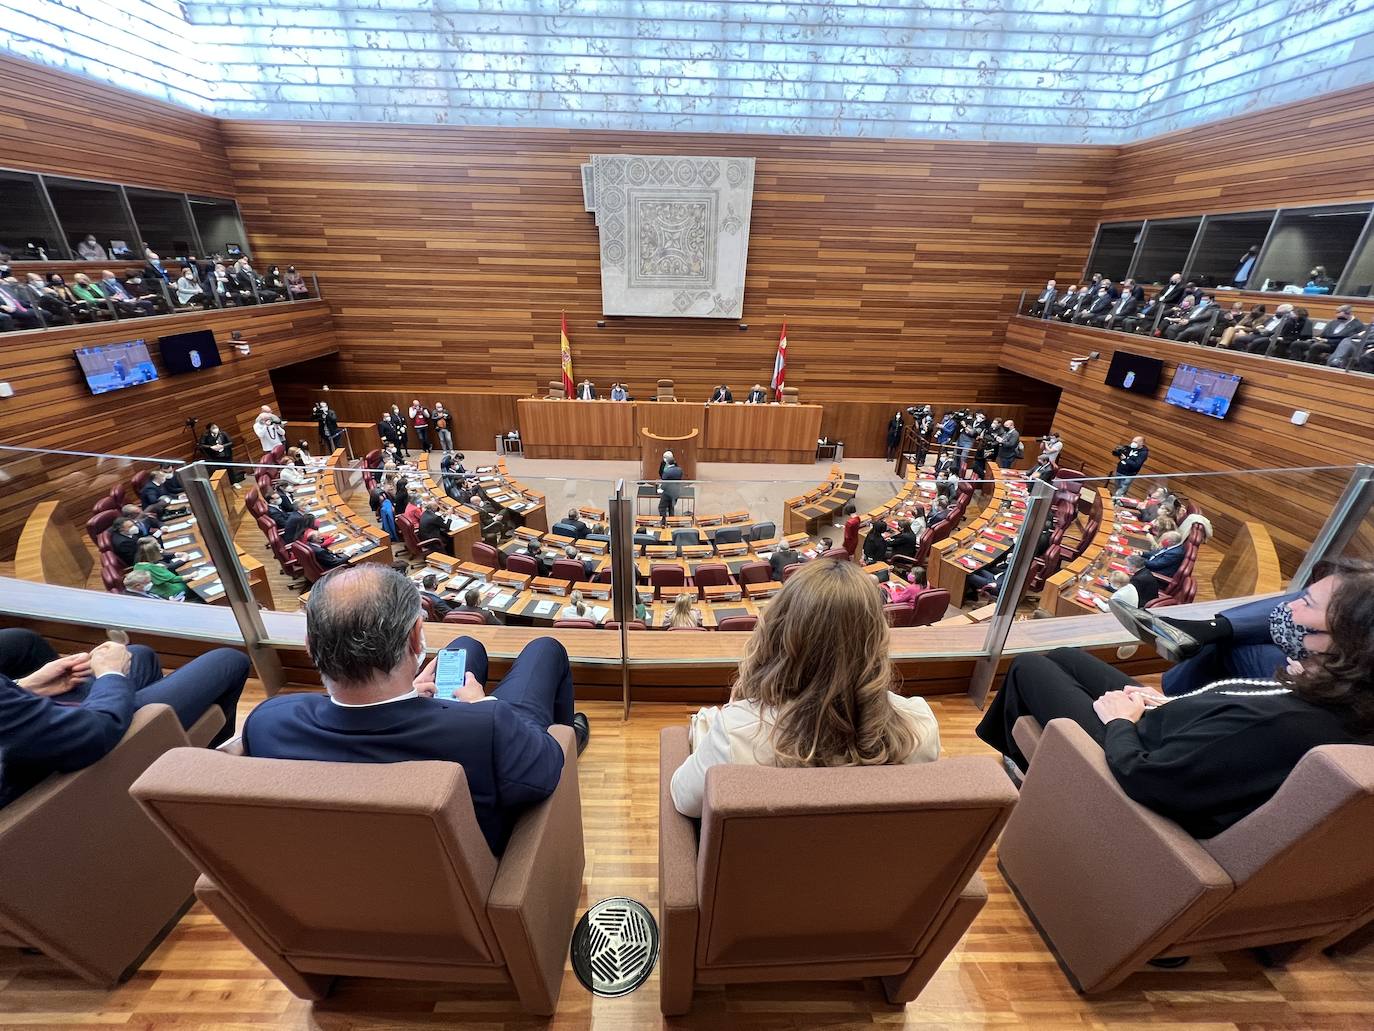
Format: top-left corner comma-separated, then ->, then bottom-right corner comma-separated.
434,649 -> 468,700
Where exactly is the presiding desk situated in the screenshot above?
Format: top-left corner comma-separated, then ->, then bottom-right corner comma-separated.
517,398 -> 822,464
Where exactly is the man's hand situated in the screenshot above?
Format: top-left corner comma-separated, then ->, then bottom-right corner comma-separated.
89,641 -> 132,680
17,653 -> 93,696
1093,690 -> 1147,725
413,654 -> 438,697
456,673 -> 486,703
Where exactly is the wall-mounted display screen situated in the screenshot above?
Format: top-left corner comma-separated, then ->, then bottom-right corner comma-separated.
1104,350 -> 1163,395
158,329 -> 221,375
74,340 -> 158,395
1165,363 -> 1242,419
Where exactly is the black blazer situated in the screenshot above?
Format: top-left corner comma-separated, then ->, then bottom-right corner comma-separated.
746,388 -> 766,403
710,386 -> 733,403
418,512 -> 452,552
887,529 -> 922,558
769,547 -> 801,580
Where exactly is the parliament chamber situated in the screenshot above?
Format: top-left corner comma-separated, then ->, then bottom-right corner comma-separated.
2,8 -> 1374,1029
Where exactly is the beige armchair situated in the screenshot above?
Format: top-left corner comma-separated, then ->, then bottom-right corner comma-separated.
658,726 -> 1016,1015
999,718 -> 1374,993
0,703 -> 223,985
548,380 -> 567,399
656,378 -> 675,401
129,725 -> 584,1015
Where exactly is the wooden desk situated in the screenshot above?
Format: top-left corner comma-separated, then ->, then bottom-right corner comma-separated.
519,399 -> 824,464
783,465 -> 859,536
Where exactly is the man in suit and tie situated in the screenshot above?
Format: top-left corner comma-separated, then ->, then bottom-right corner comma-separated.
1155,273 -> 1186,308
1144,531 -> 1186,578
769,543 -> 802,581
1056,286 -> 1092,322
242,566 -> 587,856
1228,303 -> 1297,353
708,384 -> 733,403
418,501 -> 454,555
1029,279 -> 1057,317
419,573 -> 455,620
143,249 -> 171,285
1163,293 -> 1217,342
658,456 -> 684,523
745,383 -> 767,404
1073,286 -> 1114,325
0,278 -> 42,330
1100,287 -> 1140,329
576,379 -> 597,400
1294,305 -> 1366,364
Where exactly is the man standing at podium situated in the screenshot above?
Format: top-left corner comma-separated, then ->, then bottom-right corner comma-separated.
709,384 -> 733,403
576,379 -> 597,400
658,456 -> 684,524
746,383 -> 767,404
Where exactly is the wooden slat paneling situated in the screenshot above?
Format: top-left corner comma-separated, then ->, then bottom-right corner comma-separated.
999,317 -> 1374,572
223,120 -> 1117,406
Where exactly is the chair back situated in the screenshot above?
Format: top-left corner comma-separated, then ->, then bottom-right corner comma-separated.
781,562 -> 803,582
737,561 -> 771,586
605,620 -> 647,631
444,610 -> 488,625
131,469 -> 152,493
1189,745 -> 1374,948
506,553 -> 539,576
100,554 -> 126,592
289,540 -> 327,583
419,595 -> 438,621
716,615 -> 757,632
884,602 -> 916,627
547,380 -> 567,399
551,521 -> 581,538
672,528 -> 701,549
656,378 -> 675,401
911,589 -> 950,626
86,509 -> 118,544
779,386 -> 799,404
131,751 -> 504,974
693,757 -> 1015,973
471,541 -> 501,568
749,521 -> 776,541
91,496 -> 120,516
712,527 -> 743,546
553,619 -> 597,629
549,559 -> 585,583
692,564 -> 730,589
650,564 -> 686,591
395,513 -> 426,557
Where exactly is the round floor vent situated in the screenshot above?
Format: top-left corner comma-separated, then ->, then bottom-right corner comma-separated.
569,896 -> 659,997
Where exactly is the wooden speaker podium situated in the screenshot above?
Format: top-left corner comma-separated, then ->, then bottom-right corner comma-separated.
641,427 -> 698,481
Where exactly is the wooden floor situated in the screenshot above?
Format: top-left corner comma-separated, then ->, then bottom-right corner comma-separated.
2,690 -> 1370,1029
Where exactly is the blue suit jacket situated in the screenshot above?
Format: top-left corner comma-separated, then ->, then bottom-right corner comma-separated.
0,673 -> 135,808
1145,543 -> 1186,577
242,693 -> 564,855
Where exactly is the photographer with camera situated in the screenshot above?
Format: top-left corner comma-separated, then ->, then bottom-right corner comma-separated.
1038,430 -> 1063,465
1109,435 -> 1149,498
253,406 -> 286,453
312,400 -> 342,453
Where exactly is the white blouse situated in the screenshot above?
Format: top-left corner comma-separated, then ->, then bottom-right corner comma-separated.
670,693 -> 941,817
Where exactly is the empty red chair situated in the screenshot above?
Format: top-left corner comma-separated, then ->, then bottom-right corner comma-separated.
650,564 -> 685,597
472,541 -> 501,568
100,554 -> 126,593
884,602 -> 916,627
91,496 -> 120,516
86,509 -> 118,545
736,561 -> 771,586
605,620 -> 647,631
692,564 -> 731,592
131,470 -> 152,494
781,563 -> 803,582
506,554 -> 539,576
108,484 -> 127,507
553,619 -> 597,629
669,626 -> 707,632
822,547 -> 848,560
912,589 -> 951,627
549,558 -> 585,583
419,595 -> 438,621
443,610 -> 487,625
716,615 -> 757,631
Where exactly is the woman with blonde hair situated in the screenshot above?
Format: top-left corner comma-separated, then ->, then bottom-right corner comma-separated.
667,591 -> 699,629
670,557 -> 940,816
559,589 -> 590,621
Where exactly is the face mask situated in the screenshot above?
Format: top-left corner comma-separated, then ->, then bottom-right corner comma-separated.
1269,602 -> 1318,661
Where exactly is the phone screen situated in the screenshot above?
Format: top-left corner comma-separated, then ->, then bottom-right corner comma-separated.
434,649 -> 467,700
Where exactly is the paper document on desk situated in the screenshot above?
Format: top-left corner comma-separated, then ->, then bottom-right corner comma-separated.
590,605 -> 609,622
202,583 -> 225,597
534,600 -> 556,615
163,536 -> 193,549
163,520 -> 195,532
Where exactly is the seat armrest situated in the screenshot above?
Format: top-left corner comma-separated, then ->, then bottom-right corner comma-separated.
658,726 -> 700,1016
998,719 -> 1233,992
487,724 -> 584,1016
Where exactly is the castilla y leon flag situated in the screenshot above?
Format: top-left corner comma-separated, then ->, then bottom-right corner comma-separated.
560,312 -> 575,396
771,320 -> 788,396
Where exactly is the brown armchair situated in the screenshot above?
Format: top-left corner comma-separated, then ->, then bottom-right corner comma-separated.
657,726 -> 1015,1015
998,718 -> 1374,993
129,726 -> 584,1014
0,703 -> 224,986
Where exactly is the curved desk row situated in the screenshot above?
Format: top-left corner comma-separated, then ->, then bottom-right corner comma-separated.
783,464 -> 859,536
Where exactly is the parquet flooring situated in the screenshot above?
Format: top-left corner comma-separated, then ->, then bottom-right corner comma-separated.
1,690 -> 1369,1029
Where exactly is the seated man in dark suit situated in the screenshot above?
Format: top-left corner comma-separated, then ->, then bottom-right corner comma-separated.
139,470 -> 176,510
419,573 -> 454,620
769,543 -> 802,581
1072,287 -> 1113,326
708,384 -> 733,403
558,508 -> 589,539
1163,294 -> 1218,342
417,500 -> 454,555
301,528 -> 350,571
120,502 -> 162,535
453,585 -> 504,625
1228,303 -> 1296,352
1296,305 -> 1366,364
0,630 -> 249,806
745,383 -> 767,404
1144,530 -> 1186,578
110,516 -> 188,569
242,565 -> 587,855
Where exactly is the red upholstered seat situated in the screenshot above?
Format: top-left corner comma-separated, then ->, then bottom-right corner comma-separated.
912,589 -> 950,626
91,496 -> 120,516
605,620 -> 647,630
471,541 -> 501,568
87,509 -> 118,544
553,619 -> 597,629
716,615 -> 758,631
884,602 -> 916,627
650,564 -> 686,598
780,563 -> 803,582
288,540 -> 328,584
549,559 -> 586,583
736,562 -> 771,587
396,513 -> 441,559
131,470 -> 152,493
692,564 -> 731,592
443,610 -> 487,624
506,554 -> 539,576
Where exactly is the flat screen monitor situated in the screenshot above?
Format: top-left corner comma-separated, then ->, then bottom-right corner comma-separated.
158,329 -> 221,375
73,340 -> 157,395
1165,363 -> 1242,419
1104,350 -> 1163,395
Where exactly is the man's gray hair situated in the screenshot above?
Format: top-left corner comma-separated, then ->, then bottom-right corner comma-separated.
306,565 -> 422,686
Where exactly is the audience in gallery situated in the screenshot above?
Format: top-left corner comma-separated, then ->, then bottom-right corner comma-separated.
979,561 -> 1374,838
240,564 -> 589,856
0,628 -> 249,808
670,557 -> 940,817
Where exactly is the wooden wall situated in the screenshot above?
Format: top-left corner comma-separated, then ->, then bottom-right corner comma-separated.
1000,317 -> 1373,572
0,53 -> 233,197
224,120 -> 1116,407
1104,82 -> 1374,220
0,302 -> 338,557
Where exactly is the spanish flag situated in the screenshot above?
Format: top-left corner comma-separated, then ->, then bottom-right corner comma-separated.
560,312 -> 575,396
